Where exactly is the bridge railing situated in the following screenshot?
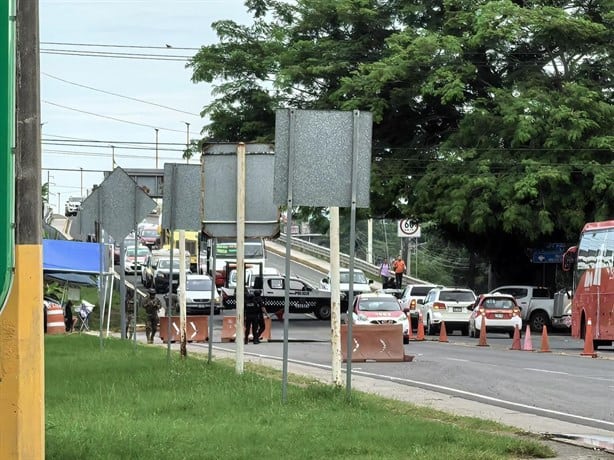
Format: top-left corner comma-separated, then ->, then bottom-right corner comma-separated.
277,233 -> 429,286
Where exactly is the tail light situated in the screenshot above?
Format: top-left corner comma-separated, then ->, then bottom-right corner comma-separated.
433,301 -> 446,310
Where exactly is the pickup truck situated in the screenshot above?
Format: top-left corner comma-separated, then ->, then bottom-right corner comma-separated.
488,285 -> 571,332
221,274 -> 337,320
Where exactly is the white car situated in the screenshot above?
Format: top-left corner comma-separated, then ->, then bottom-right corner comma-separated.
399,284 -> 437,329
320,268 -> 373,294
124,246 -> 151,275
346,291 -> 411,344
420,287 -> 476,336
468,294 -> 522,338
176,274 -> 220,315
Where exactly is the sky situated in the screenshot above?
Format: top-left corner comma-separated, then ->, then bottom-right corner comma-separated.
40,0 -> 252,213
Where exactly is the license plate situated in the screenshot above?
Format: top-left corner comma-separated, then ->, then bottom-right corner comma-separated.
495,313 -> 503,319
453,307 -> 462,312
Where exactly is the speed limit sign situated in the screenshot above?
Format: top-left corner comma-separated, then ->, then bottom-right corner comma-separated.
398,219 -> 421,237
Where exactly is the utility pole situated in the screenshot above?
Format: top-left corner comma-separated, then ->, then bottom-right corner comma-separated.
80,167 -> 83,197
0,0 -> 45,457
184,122 -> 190,163
155,128 -> 159,168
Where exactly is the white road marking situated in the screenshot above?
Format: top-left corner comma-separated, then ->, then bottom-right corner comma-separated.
524,368 -> 568,375
446,358 -> 469,362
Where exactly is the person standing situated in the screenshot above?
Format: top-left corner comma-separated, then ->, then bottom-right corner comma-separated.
244,288 -> 261,344
125,288 -> 135,339
392,255 -> 406,289
254,290 -> 268,342
379,259 -> 391,286
143,289 -> 162,344
64,300 -> 74,332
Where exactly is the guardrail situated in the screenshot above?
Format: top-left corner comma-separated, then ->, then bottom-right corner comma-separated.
277,233 -> 428,286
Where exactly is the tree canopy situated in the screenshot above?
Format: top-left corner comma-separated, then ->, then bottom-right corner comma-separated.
189,0 -> 613,285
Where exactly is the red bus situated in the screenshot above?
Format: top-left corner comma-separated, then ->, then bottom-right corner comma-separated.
563,220 -> 614,350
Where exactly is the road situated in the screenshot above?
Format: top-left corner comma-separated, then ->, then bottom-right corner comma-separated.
120,239 -> 614,448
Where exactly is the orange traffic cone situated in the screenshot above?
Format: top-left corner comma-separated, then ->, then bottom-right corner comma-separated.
522,325 -> 533,351
580,319 -> 598,358
406,313 -> 414,341
510,325 -> 521,350
439,321 -> 449,343
415,311 -> 425,341
477,314 -> 489,347
539,325 -> 551,353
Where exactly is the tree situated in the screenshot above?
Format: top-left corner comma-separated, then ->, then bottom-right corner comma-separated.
189,0 -> 613,286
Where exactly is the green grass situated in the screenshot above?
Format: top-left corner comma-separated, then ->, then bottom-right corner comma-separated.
45,335 -> 555,460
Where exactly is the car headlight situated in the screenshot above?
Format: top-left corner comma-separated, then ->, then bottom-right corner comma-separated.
156,273 -> 167,279
357,314 -> 367,321
186,297 -> 193,303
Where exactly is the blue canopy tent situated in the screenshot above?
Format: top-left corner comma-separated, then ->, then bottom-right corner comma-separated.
43,239 -> 102,274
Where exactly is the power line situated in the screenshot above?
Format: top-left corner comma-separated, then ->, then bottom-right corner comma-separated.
42,72 -> 201,117
42,100 -> 186,132
40,48 -> 193,59
41,41 -> 200,51
40,50 -> 191,62
42,142 -> 185,152
43,136 -> 189,147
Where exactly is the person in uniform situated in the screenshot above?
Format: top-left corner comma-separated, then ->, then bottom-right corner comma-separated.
244,288 -> 261,344
125,288 -> 135,339
254,290 -> 268,342
143,289 -> 162,344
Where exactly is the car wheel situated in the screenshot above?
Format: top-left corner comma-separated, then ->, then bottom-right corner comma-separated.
508,330 -> 515,339
426,316 -> 438,335
315,304 -> 331,321
403,337 -> 409,345
529,311 -> 549,332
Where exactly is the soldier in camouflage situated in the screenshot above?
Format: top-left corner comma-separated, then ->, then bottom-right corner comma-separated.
143,289 -> 162,344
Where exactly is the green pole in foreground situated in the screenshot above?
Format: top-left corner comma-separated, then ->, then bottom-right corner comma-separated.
0,0 -> 16,315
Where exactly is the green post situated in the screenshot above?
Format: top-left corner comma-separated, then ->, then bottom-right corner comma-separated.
0,0 -> 16,314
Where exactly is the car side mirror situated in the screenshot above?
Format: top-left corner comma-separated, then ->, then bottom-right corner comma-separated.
417,299 -> 424,305
321,277 -> 330,285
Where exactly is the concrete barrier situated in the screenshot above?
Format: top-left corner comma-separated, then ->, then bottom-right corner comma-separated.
340,324 -> 406,362
159,316 -> 208,343
221,316 -> 238,342
45,300 -> 66,335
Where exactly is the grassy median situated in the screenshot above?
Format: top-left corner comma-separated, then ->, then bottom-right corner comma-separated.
45,335 -> 554,459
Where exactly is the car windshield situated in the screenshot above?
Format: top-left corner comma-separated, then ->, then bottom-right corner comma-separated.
126,248 -> 150,257
157,259 -> 189,270
339,272 -> 368,284
439,291 -> 475,302
186,279 -> 212,291
141,229 -> 158,237
481,298 -> 515,309
411,286 -> 434,296
358,299 -> 400,311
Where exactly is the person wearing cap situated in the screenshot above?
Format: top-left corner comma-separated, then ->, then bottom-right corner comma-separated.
143,289 -> 162,344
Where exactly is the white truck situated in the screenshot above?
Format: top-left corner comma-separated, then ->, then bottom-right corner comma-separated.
488,285 -> 571,332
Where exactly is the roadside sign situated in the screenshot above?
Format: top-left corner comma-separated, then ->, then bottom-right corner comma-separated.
398,219 -> 421,238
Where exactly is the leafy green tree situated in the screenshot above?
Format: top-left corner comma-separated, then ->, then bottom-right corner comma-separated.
189,0 -> 613,287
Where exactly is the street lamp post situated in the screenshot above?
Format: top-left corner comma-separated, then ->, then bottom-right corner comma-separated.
184,122 -> 190,163
80,167 -> 83,198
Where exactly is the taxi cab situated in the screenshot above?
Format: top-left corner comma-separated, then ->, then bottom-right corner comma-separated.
346,291 -> 411,344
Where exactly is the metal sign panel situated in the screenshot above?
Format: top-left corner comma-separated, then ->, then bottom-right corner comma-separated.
161,164 -> 201,231
274,109 -> 372,207
398,219 -> 421,238
78,167 -> 157,241
202,143 -> 279,238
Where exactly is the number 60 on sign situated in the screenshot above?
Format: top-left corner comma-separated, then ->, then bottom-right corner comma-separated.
398,219 -> 421,238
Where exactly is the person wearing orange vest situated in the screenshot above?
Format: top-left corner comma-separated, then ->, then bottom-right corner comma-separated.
392,256 -> 406,289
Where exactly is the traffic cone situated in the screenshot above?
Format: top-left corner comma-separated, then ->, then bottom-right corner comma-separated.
522,325 -> 533,351
406,313 -> 414,341
539,325 -> 551,353
415,311 -> 425,341
477,314 -> 488,347
510,325 -> 521,351
580,319 -> 598,358
439,321 -> 449,343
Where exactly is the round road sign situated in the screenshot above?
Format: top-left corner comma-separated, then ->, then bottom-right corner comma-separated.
398,219 -> 420,237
